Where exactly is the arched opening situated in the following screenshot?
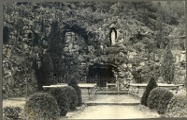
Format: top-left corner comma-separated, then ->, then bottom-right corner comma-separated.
3,26 -> 10,44
65,31 -> 75,52
62,24 -> 90,45
87,63 -> 118,87
60,25 -> 91,83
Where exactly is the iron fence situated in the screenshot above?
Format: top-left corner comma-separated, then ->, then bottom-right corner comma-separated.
86,77 -> 115,87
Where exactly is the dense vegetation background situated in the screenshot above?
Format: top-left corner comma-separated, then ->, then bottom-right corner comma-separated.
3,1 -> 186,98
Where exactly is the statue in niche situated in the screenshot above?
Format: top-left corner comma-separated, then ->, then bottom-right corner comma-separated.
110,28 -> 117,45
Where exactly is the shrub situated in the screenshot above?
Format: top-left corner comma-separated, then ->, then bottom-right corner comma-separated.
49,88 -> 69,116
3,106 -> 21,119
68,78 -> 78,86
24,92 -> 60,120
141,77 -> 158,106
71,85 -> 82,106
35,53 -> 54,90
160,47 -> 175,84
68,78 -> 82,106
131,70 -> 142,83
157,89 -> 174,114
62,86 -> 78,110
165,92 -> 187,117
147,87 -> 166,110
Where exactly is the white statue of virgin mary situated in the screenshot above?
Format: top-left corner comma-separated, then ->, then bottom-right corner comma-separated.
111,29 -> 116,45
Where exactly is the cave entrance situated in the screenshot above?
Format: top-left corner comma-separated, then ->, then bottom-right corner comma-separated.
87,63 -> 118,87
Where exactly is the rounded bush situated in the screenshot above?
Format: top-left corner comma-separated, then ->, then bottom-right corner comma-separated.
24,92 -> 60,120
157,89 -> 174,114
62,86 -> 78,110
3,106 -> 21,119
71,85 -> 82,106
147,87 -> 167,110
67,77 -> 82,106
141,77 -> 158,106
49,88 -> 69,116
68,78 -> 78,86
165,93 -> 187,117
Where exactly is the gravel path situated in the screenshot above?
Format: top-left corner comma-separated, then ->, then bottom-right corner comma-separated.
67,105 -> 160,119
87,94 -> 140,104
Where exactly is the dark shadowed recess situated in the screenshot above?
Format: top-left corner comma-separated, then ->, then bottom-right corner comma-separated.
87,63 -> 118,87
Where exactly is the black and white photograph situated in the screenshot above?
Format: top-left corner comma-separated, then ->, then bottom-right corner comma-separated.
2,1 -> 187,119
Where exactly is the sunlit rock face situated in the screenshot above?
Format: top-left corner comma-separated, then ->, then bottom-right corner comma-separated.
180,51 -> 186,62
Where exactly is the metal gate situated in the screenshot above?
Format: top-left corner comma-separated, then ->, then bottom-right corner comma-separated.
87,77 -> 116,87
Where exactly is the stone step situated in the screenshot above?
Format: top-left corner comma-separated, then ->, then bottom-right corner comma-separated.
96,90 -> 128,94
85,102 -> 140,106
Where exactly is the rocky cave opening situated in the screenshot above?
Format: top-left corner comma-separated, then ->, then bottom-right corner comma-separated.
87,63 -> 118,87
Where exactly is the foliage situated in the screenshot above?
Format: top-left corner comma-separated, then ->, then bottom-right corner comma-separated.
3,106 -> 21,119
133,42 -> 145,52
157,89 -> 174,114
155,1 -> 185,25
49,88 -> 69,116
140,65 -> 153,83
102,43 -> 129,74
131,70 -> 142,83
68,76 -> 78,86
24,92 -> 60,120
153,1 -> 185,49
145,41 -> 156,54
147,87 -> 167,110
35,52 -> 54,90
130,51 -> 161,83
165,92 -> 187,117
67,77 -> 82,106
48,20 -> 64,83
141,77 -> 158,106
160,47 -> 175,84
70,85 -> 82,106
62,57 -> 82,83
62,86 -> 78,110
14,18 -> 24,33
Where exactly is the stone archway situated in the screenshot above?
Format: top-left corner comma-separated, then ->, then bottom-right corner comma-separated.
62,24 -> 91,55
87,63 -> 118,87
61,24 -> 93,83
62,24 -> 90,45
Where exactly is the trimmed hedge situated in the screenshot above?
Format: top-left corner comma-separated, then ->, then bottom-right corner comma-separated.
165,93 -> 187,117
68,78 -> 82,106
3,106 -> 21,119
147,87 -> 167,110
49,88 -> 69,116
157,89 -> 174,114
24,92 -> 60,120
69,85 -> 82,106
141,77 -> 158,106
68,78 -> 78,86
62,86 -> 78,110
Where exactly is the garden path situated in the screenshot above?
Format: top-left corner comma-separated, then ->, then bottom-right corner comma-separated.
66,94 -> 160,119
